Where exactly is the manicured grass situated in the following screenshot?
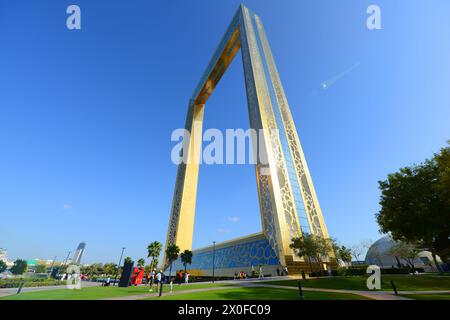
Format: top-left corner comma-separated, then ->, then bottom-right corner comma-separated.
146,286 -> 371,300
0,283 -> 231,300
260,275 -> 450,291
400,293 -> 450,300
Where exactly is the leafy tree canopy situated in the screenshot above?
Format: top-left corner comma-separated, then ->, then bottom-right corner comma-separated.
376,142 -> 450,265
11,259 -> 28,275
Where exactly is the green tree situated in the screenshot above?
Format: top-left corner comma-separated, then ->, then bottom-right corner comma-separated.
151,258 -> 159,269
103,263 -> 117,275
165,245 -> 180,277
144,265 -> 152,275
338,246 -> 353,266
137,258 -> 145,268
330,239 -> 352,267
124,257 -> 134,265
11,259 -> 28,275
147,241 -> 162,271
291,234 -> 333,274
0,260 -> 7,273
35,264 -> 47,273
180,250 -> 193,274
376,142 -> 450,270
85,263 -> 103,277
290,234 -> 318,273
314,236 -> 333,271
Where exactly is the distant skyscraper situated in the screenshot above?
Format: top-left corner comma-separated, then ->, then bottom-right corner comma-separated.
72,242 -> 86,265
0,248 -> 7,263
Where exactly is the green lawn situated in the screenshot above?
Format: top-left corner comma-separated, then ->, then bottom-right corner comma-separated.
0,283 -> 231,300
260,275 -> 450,291
400,293 -> 450,300
145,286 -> 371,300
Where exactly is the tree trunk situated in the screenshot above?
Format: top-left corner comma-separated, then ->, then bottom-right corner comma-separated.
169,263 -> 173,278
317,256 -> 323,275
394,256 -> 401,268
431,250 -> 443,274
307,256 -> 313,274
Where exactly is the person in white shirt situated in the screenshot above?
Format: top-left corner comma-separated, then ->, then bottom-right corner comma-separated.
152,271 -> 162,292
184,272 -> 189,284
148,269 -> 156,291
258,266 -> 264,279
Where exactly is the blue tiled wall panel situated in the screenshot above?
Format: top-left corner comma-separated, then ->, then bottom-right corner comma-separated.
171,238 -> 280,271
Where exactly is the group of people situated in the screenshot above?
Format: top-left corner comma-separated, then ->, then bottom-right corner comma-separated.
234,271 -> 249,279
233,265 -> 289,280
146,269 -> 163,292
175,270 -> 190,285
276,265 -> 289,276
146,269 -> 190,293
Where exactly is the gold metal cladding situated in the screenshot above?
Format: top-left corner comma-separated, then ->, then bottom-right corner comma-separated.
163,4 -> 333,268
253,15 -> 331,242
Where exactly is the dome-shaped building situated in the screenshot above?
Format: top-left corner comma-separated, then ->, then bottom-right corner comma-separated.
365,236 -> 443,272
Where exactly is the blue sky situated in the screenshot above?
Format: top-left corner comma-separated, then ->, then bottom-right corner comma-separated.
0,0 -> 449,264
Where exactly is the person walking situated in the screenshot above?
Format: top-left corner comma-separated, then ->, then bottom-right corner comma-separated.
152,270 -> 162,292
184,272 -> 189,284
258,265 -> 264,279
148,269 -> 155,291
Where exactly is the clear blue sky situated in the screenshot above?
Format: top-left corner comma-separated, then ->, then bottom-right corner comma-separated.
0,0 -> 449,264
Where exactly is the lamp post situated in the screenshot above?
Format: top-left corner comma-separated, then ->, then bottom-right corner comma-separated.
212,241 -> 216,283
48,255 -> 57,277
113,247 -> 125,286
63,251 -> 71,266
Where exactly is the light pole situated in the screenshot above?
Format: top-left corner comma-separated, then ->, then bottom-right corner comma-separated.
113,247 -> 125,286
212,241 -> 216,283
63,251 -> 71,266
48,255 -> 57,277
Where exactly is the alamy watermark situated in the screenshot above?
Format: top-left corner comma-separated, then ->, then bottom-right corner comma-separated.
367,4 -> 382,30
65,264 -> 82,290
66,5 -> 81,30
170,126 -> 275,174
366,265 -> 381,290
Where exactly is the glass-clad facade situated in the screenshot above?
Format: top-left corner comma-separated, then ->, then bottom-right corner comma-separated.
251,16 -> 312,235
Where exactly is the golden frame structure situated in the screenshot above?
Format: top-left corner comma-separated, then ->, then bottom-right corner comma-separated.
163,5 -> 332,268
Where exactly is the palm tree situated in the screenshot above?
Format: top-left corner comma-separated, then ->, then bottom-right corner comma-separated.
137,258 -> 145,268
165,244 -> 180,278
338,246 -> 353,267
147,241 -> 162,270
180,250 -> 193,275
151,258 -> 159,269
124,256 -> 133,265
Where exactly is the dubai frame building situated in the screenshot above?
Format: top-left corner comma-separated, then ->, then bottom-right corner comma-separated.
165,5 -> 334,276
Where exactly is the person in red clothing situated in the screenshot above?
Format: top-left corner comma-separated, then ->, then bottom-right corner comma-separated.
178,270 -> 183,285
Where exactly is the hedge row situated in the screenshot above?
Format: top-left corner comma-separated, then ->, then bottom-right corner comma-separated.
0,278 -> 66,288
335,266 -> 425,276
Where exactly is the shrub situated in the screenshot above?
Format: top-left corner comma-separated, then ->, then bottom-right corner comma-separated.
0,278 -> 66,288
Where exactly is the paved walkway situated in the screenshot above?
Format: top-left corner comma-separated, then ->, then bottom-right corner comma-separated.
246,283 -> 411,300
103,285 -> 241,300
